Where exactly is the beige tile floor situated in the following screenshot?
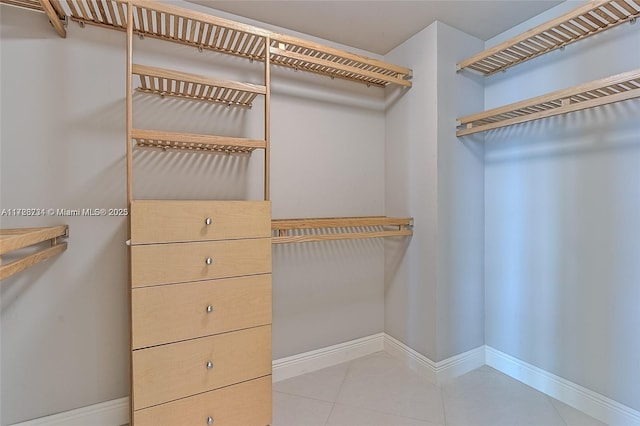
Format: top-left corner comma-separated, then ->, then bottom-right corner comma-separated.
273,351 -> 606,426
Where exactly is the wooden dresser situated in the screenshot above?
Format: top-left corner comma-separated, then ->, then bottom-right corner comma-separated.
129,200 -> 272,426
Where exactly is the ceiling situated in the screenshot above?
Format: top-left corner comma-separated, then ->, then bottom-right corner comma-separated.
188,0 -> 565,55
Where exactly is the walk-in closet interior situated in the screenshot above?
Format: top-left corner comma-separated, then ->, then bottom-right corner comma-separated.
1,0 -> 639,425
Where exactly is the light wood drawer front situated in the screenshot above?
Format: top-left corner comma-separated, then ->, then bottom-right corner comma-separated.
131,238 -> 271,287
131,200 -> 271,244
132,325 -> 271,410
132,274 -> 272,349
133,375 -> 272,426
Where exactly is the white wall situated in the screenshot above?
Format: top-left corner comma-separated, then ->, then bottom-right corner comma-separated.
1,9 -> 129,426
0,3 -> 389,424
384,22 -> 439,360
384,21 -> 484,363
435,22 -> 485,361
484,2 -> 640,412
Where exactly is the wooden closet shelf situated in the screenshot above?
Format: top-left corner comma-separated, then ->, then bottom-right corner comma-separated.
269,46 -> 410,87
458,0 -> 640,75
132,128 -> 265,154
271,217 -> 413,244
133,64 -> 265,107
457,69 -> 640,136
0,226 -> 68,280
48,0 -> 412,87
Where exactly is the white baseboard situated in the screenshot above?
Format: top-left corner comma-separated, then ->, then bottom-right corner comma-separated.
486,346 -> 640,426
272,332 -> 385,382
13,338 -> 639,426
383,334 -> 485,383
10,397 -> 129,426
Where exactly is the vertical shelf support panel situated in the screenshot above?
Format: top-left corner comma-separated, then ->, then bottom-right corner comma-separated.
126,1 -> 133,205
125,3 -> 134,426
264,36 -> 271,201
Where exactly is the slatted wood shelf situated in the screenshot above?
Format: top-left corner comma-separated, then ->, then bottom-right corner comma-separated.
133,64 -> 265,107
272,217 -> 413,244
457,69 -> 640,136
47,0 -> 411,87
132,128 -> 265,154
458,0 -> 640,75
269,36 -> 412,87
0,226 -> 68,280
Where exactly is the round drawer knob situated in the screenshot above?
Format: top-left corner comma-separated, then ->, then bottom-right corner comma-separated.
205,217 -> 213,226
206,361 -> 214,369
207,416 -> 214,425
206,305 -> 214,313
205,257 -> 213,265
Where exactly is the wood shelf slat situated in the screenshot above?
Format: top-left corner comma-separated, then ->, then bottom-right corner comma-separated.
132,128 -> 266,154
133,64 -> 265,107
457,69 -> 640,136
458,0 -> 640,75
271,217 -> 413,244
0,226 -> 69,280
49,0 -> 412,87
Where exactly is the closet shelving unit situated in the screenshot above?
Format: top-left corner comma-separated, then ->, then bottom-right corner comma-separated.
118,0 -> 273,199
457,0 -> 640,137
120,1 -> 276,424
0,226 -> 68,280
35,0 -> 413,88
457,0 -> 640,75
457,69 -> 640,136
272,217 -> 413,244
17,0 -> 410,240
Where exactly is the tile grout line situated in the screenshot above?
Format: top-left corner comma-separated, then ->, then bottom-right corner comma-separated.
331,353 -> 448,424
272,389 -> 336,404
440,384 -> 449,426
323,403 -> 336,426
323,356 -> 356,425
546,394 -> 569,426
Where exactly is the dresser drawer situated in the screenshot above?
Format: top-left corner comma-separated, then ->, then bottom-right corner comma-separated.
131,238 -> 271,287
132,325 -> 271,410
132,274 -> 272,349
130,200 -> 271,244
133,375 -> 272,426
